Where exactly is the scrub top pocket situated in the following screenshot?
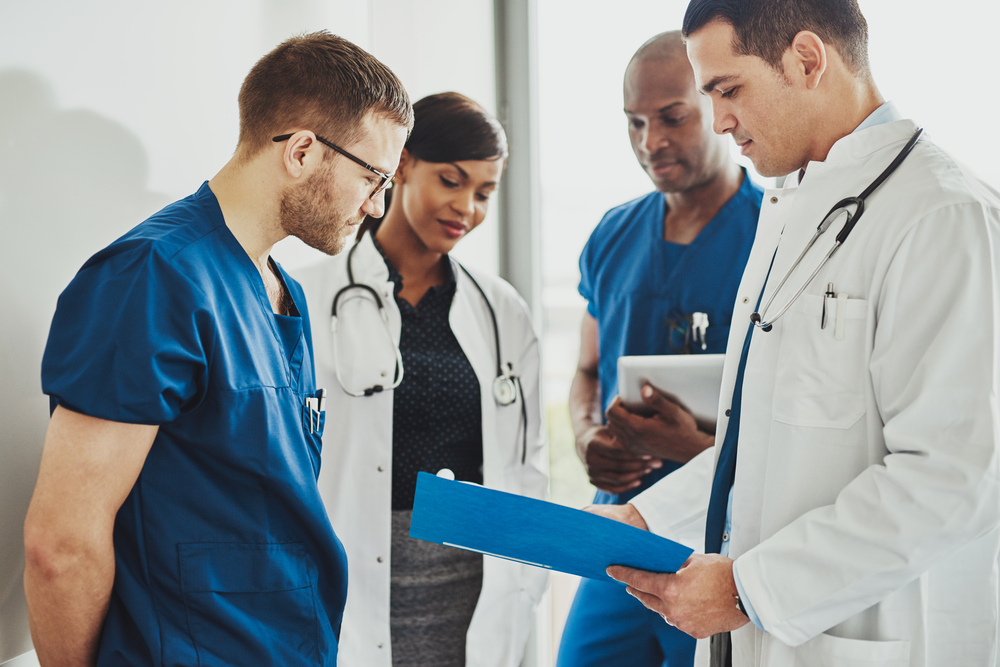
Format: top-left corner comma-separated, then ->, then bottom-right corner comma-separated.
302,389 -> 327,438
178,542 -> 322,666
772,293 -> 869,431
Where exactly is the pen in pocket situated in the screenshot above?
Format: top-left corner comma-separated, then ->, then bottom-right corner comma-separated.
821,282 -> 834,329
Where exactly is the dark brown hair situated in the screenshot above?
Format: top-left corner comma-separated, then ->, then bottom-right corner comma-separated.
237,31 -> 413,159
357,92 -> 507,239
682,0 -> 871,76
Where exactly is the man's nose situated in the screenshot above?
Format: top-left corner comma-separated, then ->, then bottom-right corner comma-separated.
363,191 -> 385,219
642,124 -> 669,154
712,103 -> 736,136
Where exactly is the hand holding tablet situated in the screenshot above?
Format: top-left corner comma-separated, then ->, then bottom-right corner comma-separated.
616,354 -> 725,423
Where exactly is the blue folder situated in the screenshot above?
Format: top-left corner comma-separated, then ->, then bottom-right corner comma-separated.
409,472 -> 693,583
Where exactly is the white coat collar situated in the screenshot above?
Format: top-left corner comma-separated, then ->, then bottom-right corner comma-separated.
817,117 -> 919,165
351,229 -> 468,295
349,230 -> 392,286
786,116 -> 920,189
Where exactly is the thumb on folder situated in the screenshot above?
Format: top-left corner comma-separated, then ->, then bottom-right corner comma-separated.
583,502 -> 648,531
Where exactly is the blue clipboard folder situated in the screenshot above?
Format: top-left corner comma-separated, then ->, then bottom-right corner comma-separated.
409,472 -> 693,584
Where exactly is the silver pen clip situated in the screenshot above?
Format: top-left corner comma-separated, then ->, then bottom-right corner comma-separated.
305,397 -> 316,434
692,312 -> 710,351
305,389 -> 327,434
821,282 -> 834,329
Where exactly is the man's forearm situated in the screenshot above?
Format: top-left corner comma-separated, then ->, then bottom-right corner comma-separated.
569,367 -> 602,444
24,530 -> 115,666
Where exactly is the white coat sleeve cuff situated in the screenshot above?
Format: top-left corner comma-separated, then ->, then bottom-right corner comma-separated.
733,559 -> 765,632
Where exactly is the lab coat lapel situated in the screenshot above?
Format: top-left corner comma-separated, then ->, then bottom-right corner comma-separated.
448,261 -> 502,488
732,119 -> 925,559
714,184 -> 790,454
352,232 -> 401,345
723,119 -> 923,459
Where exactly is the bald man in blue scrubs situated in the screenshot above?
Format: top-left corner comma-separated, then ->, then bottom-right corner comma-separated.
559,31 -> 761,667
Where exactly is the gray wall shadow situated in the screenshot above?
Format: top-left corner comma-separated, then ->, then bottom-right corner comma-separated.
0,69 -> 170,662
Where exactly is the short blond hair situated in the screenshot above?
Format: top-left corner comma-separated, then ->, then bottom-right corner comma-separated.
237,31 -> 413,158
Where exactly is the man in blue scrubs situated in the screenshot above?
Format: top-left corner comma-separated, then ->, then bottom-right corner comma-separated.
23,33 -> 411,667
559,31 -> 762,667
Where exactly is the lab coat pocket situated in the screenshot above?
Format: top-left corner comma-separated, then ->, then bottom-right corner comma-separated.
178,542 -> 321,666
772,293 -> 869,430
767,631 -> 910,666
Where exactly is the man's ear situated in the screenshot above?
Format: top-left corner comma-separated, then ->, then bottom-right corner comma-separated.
394,147 -> 413,185
787,30 -> 828,90
280,131 -> 321,180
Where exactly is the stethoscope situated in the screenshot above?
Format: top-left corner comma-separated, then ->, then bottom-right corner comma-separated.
751,127 -> 923,332
331,238 -> 529,462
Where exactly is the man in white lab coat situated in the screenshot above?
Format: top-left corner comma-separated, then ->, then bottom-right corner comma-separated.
602,0 -> 1000,665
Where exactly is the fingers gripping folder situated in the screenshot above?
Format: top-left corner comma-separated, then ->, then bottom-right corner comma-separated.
409,472 -> 693,582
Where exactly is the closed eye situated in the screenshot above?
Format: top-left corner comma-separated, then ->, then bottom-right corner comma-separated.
720,87 -> 738,99
440,176 -> 459,188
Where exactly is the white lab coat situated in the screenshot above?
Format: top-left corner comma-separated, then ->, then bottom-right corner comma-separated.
292,231 -> 549,667
632,119 -> 1000,666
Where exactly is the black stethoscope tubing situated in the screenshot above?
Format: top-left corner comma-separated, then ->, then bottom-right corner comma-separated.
332,237 -> 529,463
751,127 -> 923,331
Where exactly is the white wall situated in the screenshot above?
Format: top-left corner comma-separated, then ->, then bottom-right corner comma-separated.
0,1 -> 498,663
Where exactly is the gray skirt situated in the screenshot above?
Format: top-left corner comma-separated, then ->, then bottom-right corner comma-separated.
390,510 -> 484,667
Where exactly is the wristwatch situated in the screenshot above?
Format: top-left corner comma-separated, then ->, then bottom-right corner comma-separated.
734,592 -> 748,618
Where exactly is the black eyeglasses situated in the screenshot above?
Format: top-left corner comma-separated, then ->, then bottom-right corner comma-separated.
272,133 -> 394,199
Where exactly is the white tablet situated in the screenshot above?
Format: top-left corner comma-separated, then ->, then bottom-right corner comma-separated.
617,354 -> 725,421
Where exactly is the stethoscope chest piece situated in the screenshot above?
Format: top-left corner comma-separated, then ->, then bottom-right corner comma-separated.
493,375 -> 518,406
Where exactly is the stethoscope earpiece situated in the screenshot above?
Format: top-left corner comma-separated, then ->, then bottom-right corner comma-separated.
749,312 -> 773,333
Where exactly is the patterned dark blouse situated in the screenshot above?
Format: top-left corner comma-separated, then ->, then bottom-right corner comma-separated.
371,236 -> 484,511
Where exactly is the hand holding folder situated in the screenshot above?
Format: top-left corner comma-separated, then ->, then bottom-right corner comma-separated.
409,472 -> 692,583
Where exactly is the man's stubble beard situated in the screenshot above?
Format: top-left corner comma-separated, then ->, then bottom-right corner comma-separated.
279,162 -> 364,256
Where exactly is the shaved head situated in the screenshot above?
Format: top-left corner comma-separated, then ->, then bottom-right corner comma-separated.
622,30 -> 732,195
627,31 -> 687,72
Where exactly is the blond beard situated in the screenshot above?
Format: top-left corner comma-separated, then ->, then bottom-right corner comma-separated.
279,162 -> 362,256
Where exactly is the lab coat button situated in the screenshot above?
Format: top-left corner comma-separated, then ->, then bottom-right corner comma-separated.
770,196 -> 778,204
723,532 -> 730,542
377,556 -> 384,563
742,297 -> 749,304
378,642 -> 384,649
377,465 -> 385,472
725,409 -> 731,417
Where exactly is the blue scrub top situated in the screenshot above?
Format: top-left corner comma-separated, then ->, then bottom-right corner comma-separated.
42,182 -> 347,666
578,172 -> 762,502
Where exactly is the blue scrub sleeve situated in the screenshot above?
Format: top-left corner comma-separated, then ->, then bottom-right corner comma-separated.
578,234 -> 599,319
42,245 -> 216,425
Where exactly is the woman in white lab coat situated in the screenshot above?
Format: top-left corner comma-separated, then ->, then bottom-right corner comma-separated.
293,92 -> 547,667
